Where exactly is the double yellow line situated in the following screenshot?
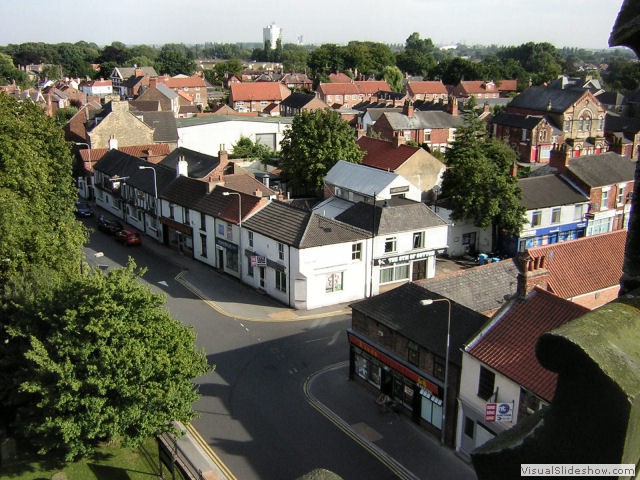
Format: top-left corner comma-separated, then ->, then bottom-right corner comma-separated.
186,422 -> 237,480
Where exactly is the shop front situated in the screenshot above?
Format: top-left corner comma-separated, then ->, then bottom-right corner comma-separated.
348,330 -> 446,439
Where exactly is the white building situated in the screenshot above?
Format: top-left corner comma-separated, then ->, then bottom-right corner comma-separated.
243,201 -> 372,309
263,23 -> 282,49
457,285 -> 590,460
176,115 -> 292,156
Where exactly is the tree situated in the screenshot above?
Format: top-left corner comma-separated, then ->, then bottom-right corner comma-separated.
231,136 -> 272,160
155,43 -> 196,76
279,109 -> 364,196
282,44 -> 310,73
0,94 -> 86,283
382,65 -> 403,92
441,101 -> 525,247
0,52 -> 28,86
2,261 -> 210,460
396,33 -> 436,77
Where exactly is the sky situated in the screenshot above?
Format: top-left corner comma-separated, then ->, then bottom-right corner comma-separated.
0,0 -> 626,51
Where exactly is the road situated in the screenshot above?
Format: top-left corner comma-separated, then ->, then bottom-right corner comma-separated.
85,221 -> 399,479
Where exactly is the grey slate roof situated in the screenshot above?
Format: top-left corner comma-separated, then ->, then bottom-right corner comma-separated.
160,175 -> 208,207
416,259 -> 520,315
383,110 -> 464,130
324,160 -> 401,197
567,152 -> 636,187
242,201 -> 370,248
93,151 -> 176,196
116,66 -> 157,79
350,282 -> 489,365
176,115 -> 293,128
156,83 -> 179,100
336,197 -> 447,235
140,111 -> 179,143
160,147 -> 220,179
507,86 -> 587,113
128,162 -> 176,196
518,174 -> 589,209
492,112 -> 562,133
605,112 -> 640,134
281,92 -> 316,109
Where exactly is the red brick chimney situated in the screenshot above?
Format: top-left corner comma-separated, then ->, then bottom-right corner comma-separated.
135,68 -> 143,77
549,145 -> 571,173
218,145 -> 229,165
394,134 -> 406,147
515,252 -> 549,297
448,96 -> 459,116
149,77 -> 158,89
403,100 -> 414,117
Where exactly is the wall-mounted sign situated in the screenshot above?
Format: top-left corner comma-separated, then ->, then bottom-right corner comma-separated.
485,402 -> 514,423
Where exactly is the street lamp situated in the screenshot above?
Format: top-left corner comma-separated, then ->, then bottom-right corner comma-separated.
223,192 -> 241,276
420,297 -> 452,446
74,142 -> 92,199
139,166 -> 158,238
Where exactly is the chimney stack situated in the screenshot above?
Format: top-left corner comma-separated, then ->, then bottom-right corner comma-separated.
515,252 -> 549,297
218,145 -> 229,165
108,136 -> 118,150
394,134 -> 406,147
149,77 -> 158,89
177,155 -> 189,177
549,145 -> 571,173
403,100 -> 414,117
448,96 -> 459,116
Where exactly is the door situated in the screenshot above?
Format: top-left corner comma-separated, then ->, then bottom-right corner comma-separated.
259,267 -> 265,288
217,248 -> 224,269
412,260 -> 427,281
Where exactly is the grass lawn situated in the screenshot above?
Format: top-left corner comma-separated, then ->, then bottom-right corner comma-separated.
0,437 -> 162,480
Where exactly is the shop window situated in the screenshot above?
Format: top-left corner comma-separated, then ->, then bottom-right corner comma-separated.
326,272 -> 343,293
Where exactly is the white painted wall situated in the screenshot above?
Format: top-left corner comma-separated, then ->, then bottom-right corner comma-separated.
177,118 -> 291,156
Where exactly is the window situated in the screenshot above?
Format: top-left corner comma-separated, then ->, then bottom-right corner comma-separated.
278,242 -> 285,260
434,357 -> 445,380
413,231 -> 424,249
617,186 -> 626,206
464,417 -> 475,438
185,209 -> 190,225
408,341 -> 419,366
326,272 -> 343,292
380,263 -> 410,284
531,211 -> 542,227
248,231 -> 254,248
564,119 -> 571,132
200,212 -> 206,231
551,208 -> 561,224
384,237 -> 396,253
169,204 -> 175,220
477,366 -> 495,401
247,256 -> 254,277
352,242 -> 362,260
584,116 -> 592,132
275,270 -> 286,292
601,189 -> 609,210
200,233 -> 207,258
574,204 -> 585,221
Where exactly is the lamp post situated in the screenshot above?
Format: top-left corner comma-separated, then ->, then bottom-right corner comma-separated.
223,192 -> 241,276
138,166 -> 158,239
420,297 -> 452,446
74,142 -> 92,199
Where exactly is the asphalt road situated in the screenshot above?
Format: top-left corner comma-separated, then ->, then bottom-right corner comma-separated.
84,221 -> 400,479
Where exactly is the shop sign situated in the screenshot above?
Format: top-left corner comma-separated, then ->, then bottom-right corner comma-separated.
376,250 -> 432,266
251,255 -> 267,267
485,402 -> 514,423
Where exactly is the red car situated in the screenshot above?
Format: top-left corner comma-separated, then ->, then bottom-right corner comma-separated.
115,229 -> 142,246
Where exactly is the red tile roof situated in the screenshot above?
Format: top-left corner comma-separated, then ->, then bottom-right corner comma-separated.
407,81 -> 448,95
467,288 -> 589,401
527,230 -> 626,300
160,75 -> 207,89
357,136 -> 420,171
79,144 -> 170,170
354,80 -> 391,95
498,79 -> 518,91
459,81 -> 498,94
329,72 -> 353,83
230,82 -> 291,101
318,81 -> 391,96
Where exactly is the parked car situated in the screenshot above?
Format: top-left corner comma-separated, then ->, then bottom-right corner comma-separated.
115,229 -> 142,246
97,215 -> 123,235
75,200 -> 94,217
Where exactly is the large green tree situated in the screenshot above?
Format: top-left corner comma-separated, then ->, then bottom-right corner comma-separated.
2,261 -> 210,460
441,101 -> 525,247
396,32 -> 437,77
155,43 -> 196,76
279,109 -> 364,196
0,94 -> 85,283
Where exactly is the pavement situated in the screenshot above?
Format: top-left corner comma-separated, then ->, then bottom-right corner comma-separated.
93,220 -> 477,479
